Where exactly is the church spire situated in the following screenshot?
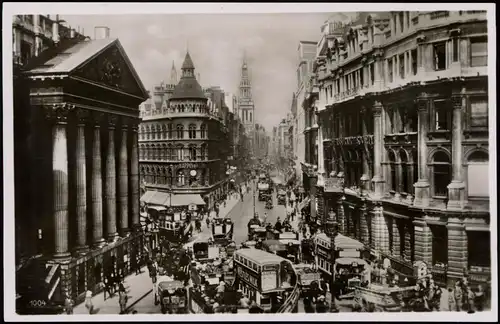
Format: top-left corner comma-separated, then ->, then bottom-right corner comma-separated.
170,60 -> 177,85
239,52 -> 251,99
180,51 -> 195,78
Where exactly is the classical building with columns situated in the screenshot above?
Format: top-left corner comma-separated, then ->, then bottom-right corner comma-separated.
14,27 -> 149,306
312,11 -> 489,288
138,51 -> 230,210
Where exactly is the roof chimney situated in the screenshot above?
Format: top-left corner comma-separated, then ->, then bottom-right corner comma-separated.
52,14 -> 60,44
94,26 -> 110,40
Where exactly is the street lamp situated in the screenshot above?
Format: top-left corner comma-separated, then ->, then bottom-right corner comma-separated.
324,209 -> 340,313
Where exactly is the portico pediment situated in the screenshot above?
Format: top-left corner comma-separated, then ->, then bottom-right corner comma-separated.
71,41 -> 148,100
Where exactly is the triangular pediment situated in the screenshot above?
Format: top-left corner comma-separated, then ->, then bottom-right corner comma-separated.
71,40 -> 148,100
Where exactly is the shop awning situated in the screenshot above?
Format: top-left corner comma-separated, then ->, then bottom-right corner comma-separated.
169,194 -> 206,207
140,191 -> 170,205
148,206 -> 167,212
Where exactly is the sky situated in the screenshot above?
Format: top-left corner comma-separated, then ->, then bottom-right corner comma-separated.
61,13 -> 353,131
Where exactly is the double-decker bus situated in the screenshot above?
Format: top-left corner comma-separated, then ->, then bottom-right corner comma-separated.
233,249 -> 299,312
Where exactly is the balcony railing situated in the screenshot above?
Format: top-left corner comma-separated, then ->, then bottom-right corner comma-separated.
429,11 -> 450,20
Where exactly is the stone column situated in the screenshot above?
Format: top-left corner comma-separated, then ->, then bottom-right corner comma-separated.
130,124 -> 141,230
337,196 -> 346,235
447,93 -> 466,210
316,115 -> 326,187
371,101 -> 385,198
413,219 -> 432,265
47,105 -> 72,259
105,115 -> 118,242
413,95 -> 431,207
392,218 -> 401,257
446,219 -> 468,285
359,203 -> 369,245
373,54 -> 384,90
404,222 -> 412,262
360,106 -> 370,195
74,109 -> 89,253
91,116 -> 106,248
118,121 -> 130,235
371,205 -> 389,253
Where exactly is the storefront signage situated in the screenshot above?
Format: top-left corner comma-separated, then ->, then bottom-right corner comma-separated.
324,177 -> 342,193
339,250 -> 361,258
177,163 -> 206,170
237,266 -> 259,289
333,135 -> 374,146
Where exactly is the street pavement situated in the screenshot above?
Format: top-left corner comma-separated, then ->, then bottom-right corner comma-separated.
73,266 -> 153,315
226,181 -> 287,245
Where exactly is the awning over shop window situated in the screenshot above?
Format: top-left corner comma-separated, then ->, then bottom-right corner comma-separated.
140,191 -> 170,205
148,206 -> 167,212
169,194 -> 206,207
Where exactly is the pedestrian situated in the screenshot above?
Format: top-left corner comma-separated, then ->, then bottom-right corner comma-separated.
85,289 -> 94,314
64,292 -> 74,315
466,286 -> 475,314
103,275 -> 114,300
118,283 -> 128,314
454,281 -> 463,311
475,285 -> 485,311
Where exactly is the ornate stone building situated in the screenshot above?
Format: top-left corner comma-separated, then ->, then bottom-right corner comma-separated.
14,27 -> 149,306
312,11 -> 490,287
139,51 -> 230,209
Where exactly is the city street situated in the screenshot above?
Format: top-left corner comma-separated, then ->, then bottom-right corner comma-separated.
227,181 -> 287,245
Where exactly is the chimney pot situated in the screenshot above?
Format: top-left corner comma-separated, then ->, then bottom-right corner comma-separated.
94,26 -> 110,40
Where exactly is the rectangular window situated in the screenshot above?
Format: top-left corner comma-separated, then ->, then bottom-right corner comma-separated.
399,12 -> 405,34
433,42 -> 447,71
345,75 -> 349,90
470,37 -> 487,67
336,80 -> 340,93
452,38 -> 459,62
398,106 -> 407,133
411,49 -> 418,75
468,163 -> 489,197
370,64 -> 375,85
360,68 -> 364,87
353,72 -> 357,88
467,231 -> 490,268
469,96 -> 488,127
388,59 -> 394,83
249,112 -> 252,122
399,53 -> 405,79
434,100 -> 449,131
434,164 -> 450,196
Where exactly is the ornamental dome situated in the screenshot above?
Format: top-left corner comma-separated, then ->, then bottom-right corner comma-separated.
171,51 -> 206,100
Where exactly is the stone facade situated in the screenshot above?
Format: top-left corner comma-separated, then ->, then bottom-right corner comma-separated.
14,35 -> 149,304
312,11 -> 490,287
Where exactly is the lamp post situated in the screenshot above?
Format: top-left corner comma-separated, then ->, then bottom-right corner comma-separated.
324,208 -> 340,313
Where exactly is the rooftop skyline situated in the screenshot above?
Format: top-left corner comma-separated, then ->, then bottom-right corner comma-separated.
60,13 -> 353,130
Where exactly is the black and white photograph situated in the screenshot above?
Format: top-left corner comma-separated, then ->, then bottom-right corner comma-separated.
3,2 -> 497,321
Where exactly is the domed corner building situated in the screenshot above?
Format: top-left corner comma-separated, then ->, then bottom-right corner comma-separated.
139,50 -> 231,217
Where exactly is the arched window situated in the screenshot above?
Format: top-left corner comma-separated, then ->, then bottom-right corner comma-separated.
177,144 -> 184,161
400,149 -> 409,194
167,124 -> 173,139
179,105 -> 185,113
411,149 -> 418,195
188,124 -> 197,139
200,144 -> 206,160
139,144 -> 144,160
176,124 -> 184,139
388,150 -> 397,192
189,145 -> 197,161
432,151 -> 451,197
161,144 -> 166,160
177,170 -> 185,186
140,126 -> 145,140
161,124 -> 167,139
167,168 -> 173,185
151,124 -> 156,140
167,144 -> 172,160
467,151 -> 489,197
147,125 -> 151,140
200,124 -> 206,138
